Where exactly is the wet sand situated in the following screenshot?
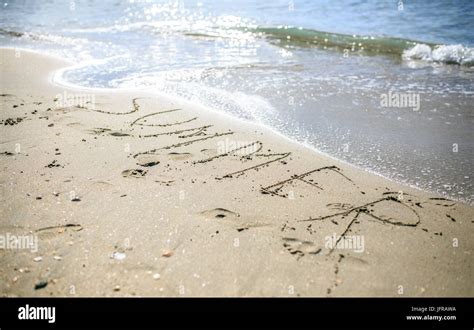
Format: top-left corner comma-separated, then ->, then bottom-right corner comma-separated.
0,48 -> 473,297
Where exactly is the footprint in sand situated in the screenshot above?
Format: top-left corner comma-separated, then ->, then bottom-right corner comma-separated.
200,148 -> 218,157
89,127 -> 111,135
53,105 -> 86,114
168,152 -> 193,161
135,152 -> 193,164
326,203 -> 354,210
135,155 -> 161,168
200,208 -> 240,221
122,169 -> 147,178
109,131 -> 130,137
282,237 -> 321,259
91,180 -> 114,187
199,208 -> 272,232
89,181 -> 116,193
66,122 -> 84,127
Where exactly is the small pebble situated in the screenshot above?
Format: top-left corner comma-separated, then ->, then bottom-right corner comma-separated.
34,280 -> 48,290
162,250 -> 173,258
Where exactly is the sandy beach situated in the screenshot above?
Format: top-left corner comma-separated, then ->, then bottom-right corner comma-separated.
0,48 -> 473,297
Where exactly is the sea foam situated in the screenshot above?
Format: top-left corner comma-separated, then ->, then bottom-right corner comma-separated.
403,43 -> 474,66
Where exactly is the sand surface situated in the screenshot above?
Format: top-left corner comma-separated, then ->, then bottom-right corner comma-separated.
0,48 -> 473,297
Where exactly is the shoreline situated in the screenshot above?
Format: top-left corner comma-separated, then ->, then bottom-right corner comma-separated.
1,48 -> 473,297
3,46 -> 468,205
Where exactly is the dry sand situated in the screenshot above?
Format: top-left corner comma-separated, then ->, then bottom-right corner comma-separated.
0,48 -> 473,297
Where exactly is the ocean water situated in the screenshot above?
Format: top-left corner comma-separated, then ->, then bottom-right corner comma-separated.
1,0 -> 473,203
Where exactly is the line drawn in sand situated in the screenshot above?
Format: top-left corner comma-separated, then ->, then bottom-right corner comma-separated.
132,131 -> 235,159
194,140 -> 291,179
130,109 -> 197,127
86,97 -> 292,180
261,166 -> 357,197
88,98 -> 211,138
261,167 -> 422,262
123,100 -> 292,178
217,151 -> 290,179
88,97 -> 142,115
300,196 -> 421,227
139,125 -> 213,138
299,196 -> 421,256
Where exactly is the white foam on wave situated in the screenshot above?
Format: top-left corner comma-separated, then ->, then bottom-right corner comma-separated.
403,43 -> 474,66
115,71 -> 277,123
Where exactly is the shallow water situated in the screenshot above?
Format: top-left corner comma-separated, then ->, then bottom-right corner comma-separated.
1,0 -> 473,202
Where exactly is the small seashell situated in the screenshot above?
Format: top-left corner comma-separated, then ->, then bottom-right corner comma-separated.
112,252 -> 126,261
